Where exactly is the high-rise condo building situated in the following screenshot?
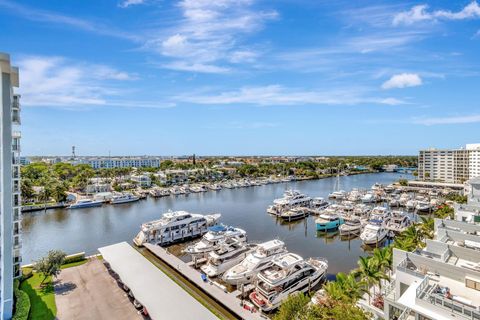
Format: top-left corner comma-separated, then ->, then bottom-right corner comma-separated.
0,53 -> 21,319
417,144 -> 480,184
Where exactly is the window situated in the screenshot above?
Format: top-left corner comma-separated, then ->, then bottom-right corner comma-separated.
465,277 -> 480,291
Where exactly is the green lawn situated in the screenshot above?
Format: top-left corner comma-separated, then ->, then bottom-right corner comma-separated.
20,273 -> 56,320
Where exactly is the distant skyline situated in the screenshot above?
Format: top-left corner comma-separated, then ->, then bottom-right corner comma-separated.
1,0 -> 480,155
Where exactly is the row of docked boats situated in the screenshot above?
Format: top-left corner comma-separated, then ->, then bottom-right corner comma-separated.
148,177 -> 298,198
133,211 -> 328,312
182,226 -> 328,312
68,192 -> 141,209
315,205 -> 413,245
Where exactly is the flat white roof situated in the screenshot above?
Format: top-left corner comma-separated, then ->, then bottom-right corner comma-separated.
98,242 -> 218,320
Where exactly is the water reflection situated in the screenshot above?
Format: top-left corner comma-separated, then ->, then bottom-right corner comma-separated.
22,172 -> 408,274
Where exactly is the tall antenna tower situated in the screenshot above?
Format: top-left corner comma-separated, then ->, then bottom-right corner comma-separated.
71,146 -> 76,160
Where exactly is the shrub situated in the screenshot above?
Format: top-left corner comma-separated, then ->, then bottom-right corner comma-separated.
13,279 -> 30,320
63,252 -> 86,264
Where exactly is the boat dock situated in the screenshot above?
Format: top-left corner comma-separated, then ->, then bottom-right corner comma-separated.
144,243 -> 266,320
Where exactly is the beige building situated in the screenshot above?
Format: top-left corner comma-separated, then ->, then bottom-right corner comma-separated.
418,144 -> 480,184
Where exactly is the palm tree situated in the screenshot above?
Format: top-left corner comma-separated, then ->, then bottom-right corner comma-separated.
355,256 -> 388,305
393,236 -> 416,252
372,247 -> 393,280
400,225 -> 423,248
419,216 -> 434,240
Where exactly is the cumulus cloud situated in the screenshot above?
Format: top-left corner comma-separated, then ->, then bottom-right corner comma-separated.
393,1 -> 480,25
146,0 -> 277,73
382,73 -> 422,89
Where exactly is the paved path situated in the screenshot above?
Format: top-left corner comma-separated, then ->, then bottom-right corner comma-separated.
55,259 -> 144,320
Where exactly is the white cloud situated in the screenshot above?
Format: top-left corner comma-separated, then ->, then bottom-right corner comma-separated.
145,0 -> 277,73
175,85 -> 403,106
379,97 -> 406,105
393,1 -> 480,26
119,0 -> 145,8
414,114 -> 480,125
16,56 -> 149,108
382,73 -> 422,89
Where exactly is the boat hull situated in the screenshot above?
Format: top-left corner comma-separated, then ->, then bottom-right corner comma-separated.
315,219 -> 344,231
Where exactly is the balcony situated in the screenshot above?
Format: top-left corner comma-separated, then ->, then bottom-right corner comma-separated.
416,276 -> 480,320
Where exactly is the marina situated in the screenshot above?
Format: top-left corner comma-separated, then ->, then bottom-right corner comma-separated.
22,172 -> 411,274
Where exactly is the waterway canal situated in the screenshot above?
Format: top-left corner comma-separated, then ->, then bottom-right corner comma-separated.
22,172 -> 410,275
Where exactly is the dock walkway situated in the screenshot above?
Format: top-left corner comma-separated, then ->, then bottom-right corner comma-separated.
144,243 -> 266,320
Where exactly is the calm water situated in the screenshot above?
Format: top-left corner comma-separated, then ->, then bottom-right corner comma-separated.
21,172 -> 410,274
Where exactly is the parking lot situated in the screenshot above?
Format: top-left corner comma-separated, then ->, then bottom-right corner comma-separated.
54,258 -> 145,320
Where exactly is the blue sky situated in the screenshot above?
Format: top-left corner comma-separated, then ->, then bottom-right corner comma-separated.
1,0 -> 480,156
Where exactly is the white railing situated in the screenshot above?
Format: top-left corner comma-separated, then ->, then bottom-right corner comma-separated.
417,278 -> 480,320
398,307 -> 412,320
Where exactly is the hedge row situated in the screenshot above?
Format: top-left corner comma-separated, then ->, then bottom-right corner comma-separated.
12,279 -> 30,320
63,252 -> 86,264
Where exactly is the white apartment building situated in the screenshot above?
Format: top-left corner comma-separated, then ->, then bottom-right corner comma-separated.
0,53 -> 21,319
81,157 -> 160,169
383,219 -> 480,320
417,144 -> 480,184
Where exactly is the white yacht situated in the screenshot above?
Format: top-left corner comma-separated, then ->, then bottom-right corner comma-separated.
328,190 -> 346,200
200,239 -> 256,277
415,201 -> 432,213
184,225 -> 247,256
280,208 -> 309,222
360,220 -> 389,245
267,190 -> 311,216
339,218 -> 363,236
110,193 -> 140,204
68,198 -> 104,209
361,192 -> 377,203
311,197 -> 329,210
133,211 -> 221,247
347,189 -> 363,202
222,240 -> 287,285
249,253 -> 328,312
386,212 -> 411,234
209,184 -> 222,191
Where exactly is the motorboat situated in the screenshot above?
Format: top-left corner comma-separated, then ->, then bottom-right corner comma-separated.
280,208 -> 309,222
209,184 -> 222,191
360,220 -> 388,245
315,213 -> 344,231
184,225 -> 247,256
405,200 -> 417,211
68,198 -> 103,209
111,193 -> 140,204
222,240 -> 287,285
386,213 -> 411,234
347,189 -> 363,202
328,190 -> 346,200
361,192 -> 377,203
415,201 -> 432,213
200,239 -> 256,277
311,197 -> 329,210
133,210 -> 221,246
249,253 -> 328,312
339,218 -> 363,236
267,190 -> 312,215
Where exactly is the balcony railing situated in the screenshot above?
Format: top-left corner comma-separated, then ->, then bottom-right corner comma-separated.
397,258 -> 425,278
417,278 -> 480,320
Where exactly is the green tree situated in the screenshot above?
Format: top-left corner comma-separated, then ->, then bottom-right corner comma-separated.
418,217 -> 434,240
354,256 -> 388,304
21,178 -> 35,201
34,250 -> 67,285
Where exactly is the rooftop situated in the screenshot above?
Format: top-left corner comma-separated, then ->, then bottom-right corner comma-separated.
98,242 -> 217,320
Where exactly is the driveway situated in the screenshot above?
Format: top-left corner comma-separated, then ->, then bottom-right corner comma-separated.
54,258 -> 144,320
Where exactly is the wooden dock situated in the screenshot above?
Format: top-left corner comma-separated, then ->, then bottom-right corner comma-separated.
144,243 -> 267,320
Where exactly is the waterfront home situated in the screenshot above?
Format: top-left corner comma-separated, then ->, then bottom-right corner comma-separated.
379,219 -> 480,320
131,174 -> 152,188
